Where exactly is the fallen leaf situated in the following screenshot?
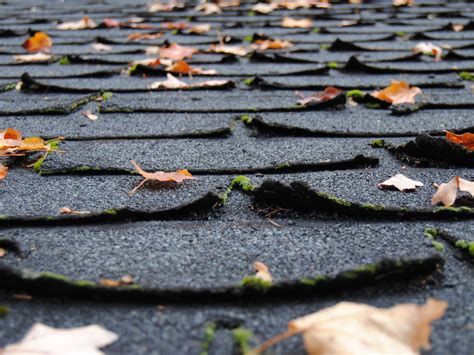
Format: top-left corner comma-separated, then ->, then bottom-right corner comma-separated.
371,81 -> 422,105
13,52 -> 52,63
127,32 -> 164,41
100,275 -> 134,287
281,17 -> 313,28
149,74 -> 232,89
81,110 -> 98,121
21,32 -> 52,52
253,261 -> 272,283
12,294 -> 32,301
161,21 -> 188,30
0,248 -> 5,258
129,58 -> 167,68
0,165 -> 7,180
57,16 -> 97,30
166,60 -> 216,75
445,131 -> 474,151
91,43 -> 112,52
208,44 -> 248,56
188,24 -> 212,34
379,173 -> 424,192
251,39 -> 293,50
218,0 -> 240,7
1,323 -> 118,355
159,43 -> 198,61
251,2 -> 278,13
296,87 -> 343,106
393,0 -> 414,6
432,176 -> 474,206
59,207 -> 92,215
0,128 -> 59,157
452,24 -> 464,32
130,160 -> 196,194
279,0 -> 330,9
412,42 -> 442,61
255,298 -> 447,355
195,2 -> 222,14
149,0 -> 184,12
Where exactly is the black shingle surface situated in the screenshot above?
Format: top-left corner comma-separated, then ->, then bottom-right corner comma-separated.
0,0 -> 473,354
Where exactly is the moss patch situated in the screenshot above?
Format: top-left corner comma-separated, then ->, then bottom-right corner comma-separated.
459,71 -> 474,81
232,327 -> 254,355
239,276 -> 272,291
200,322 -> 217,355
219,176 -> 255,204
346,89 -> 365,99
455,239 -> 474,256
0,306 -> 10,316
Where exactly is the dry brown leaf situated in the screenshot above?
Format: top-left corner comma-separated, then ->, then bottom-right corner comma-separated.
188,24 -> 212,34
130,160 -> 196,194
100,275 -> 135,287
149,0 -> 184,12
412,42 -> 443,61
0,165 -> 8,181
208,44 -> 248,56
452,24 -> 464,32
431,176 -> 474,206
393,0 -> 414,6
161,21 -> 188,30
279,0 -> 330,9
127,32 -> 164,41
58,207 -> 92,215
251,2 -> 278,13
255,298 -> 447,355
159,43 -> 198,61
166,60 -> 216,75
281,17 -> 313,28
1,323 -> 118,355
57,16 -> 97,30
253,261 -> 272,283
21,32 -> 52,53
0,248 -> 5,258
194,3 -> 222,14
218,0 -> 240,7
251,39 -> 293,50
296,87 -> 343,106
12,294 -> 32,301
0,128 -> 58,157
81,110 -> 98,121
379,173 -> 424,192
445,131 -> 474,151
13,52 -> 52,63
91,43 -> 112,52
148,73 -> 231,89
371,80 -> 422,105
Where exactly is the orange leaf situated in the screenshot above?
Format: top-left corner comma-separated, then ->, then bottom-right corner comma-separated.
0,164 -> 8,180
3,128 -> 22,141
252,39 -> 293,50
159,43 -> 198,61
296,87 -> 343,106
18,137 -> 46,151
208,44 -> 248,56
371,80 -> 422,105
445,131 -> 474,151
281,17 -> 313,28
166,60 -> 216,75
130,160 -> 196,194
161,21 -> 188,30
127,32 -> 164,41
22,32 -> 52,52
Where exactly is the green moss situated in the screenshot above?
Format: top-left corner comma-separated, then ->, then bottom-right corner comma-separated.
232,327 -> 254,355
74,280 -> 96,287
0,215 -> 9,220
366,102 -> 382,109
455,240 -> 474,256
312,27 -> 320,33
3,82 -> 17,91
360,203 -> 385,211
317,192 -> 352,207
240,276 -> 272,291
243,35 -> 253,42
38,271 -> 70,282
128,63 -> 139,75
219,176 -> 255,204
327,61 -> 338,69
275,162 -> 290,170
424,228 -> 438,239
459,72 -> 474,81
342,263 -> 381,279
0,306 -> 9,316
103,208 -> 118,215
394,31 -> 406,36
346,89 -> 365,99
300,275 -> 328,286
320,44 -> 331,50
434,206 -> 473,213
240,114 -> 253,124
370,139 -> 386,148
200,322 -> 217,355
243,77 -> 255,86
59,56 -> 71,65
101,91 -> 113,101
33,154 -> 47,172
431,241 -> 445,252
247,10 -> 256,16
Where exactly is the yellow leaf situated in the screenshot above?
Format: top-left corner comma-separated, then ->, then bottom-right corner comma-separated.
372,80 -> 422,105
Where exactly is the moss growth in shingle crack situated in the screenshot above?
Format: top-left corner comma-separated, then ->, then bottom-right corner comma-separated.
232,327 -> 254,355
200,322 -> 217,355
239,276 -> 272,292
33,138 -> 62,173
243,77 -> 256,86
316,191 -> 353,207
346,89 -> 365,99
59,56 -> 71,65
300,275 -> 328,286
366,102 -> 382,109
219,176 -> 255,204
101,91 -> 113,101
3,82 -> 17,91
454,240 -> 474,257
434,206 -> 473,214
240,114 -> 253,124
0,306 -> 10,316
33,271 -> 96,287
459,71 -> 474,81
327,61 -> 339,69
275,162 -> 290,170
320,43 -> 331,50
103,208 -> 118,215
424,227 -> 444,252
370,139 -> 386,148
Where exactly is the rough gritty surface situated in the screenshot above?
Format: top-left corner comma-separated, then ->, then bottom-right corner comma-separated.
0,0 -> 474,354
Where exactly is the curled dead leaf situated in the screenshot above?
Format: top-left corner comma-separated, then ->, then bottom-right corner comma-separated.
188,24 -> 212,34
58,207 -> 92,215
445,131 -> 474,151
412,42 -> 442,61
127,32 -> 164,41
0,165 -> 8,180
22,32 -> 52,52
371,80 -> 422,105
13,52 -> 52,63
255,298 -> 447,355
379,173 -> 424,192
100,275 -> 135,287
0,128 -> 60,157
159,43 -> 198,61
166,60 -> 216,75
393,0 -> 414,6
0,248 -> 5,258
81,110 -> 98,121
251,2 -> 278,13
57,16 -> 97,30
296,87 -> 343,106
254,261 -> 272,283
2,323 -> 118,354
279,0 -> 330,9
91,43 -> 112,52
251,39 -> 293,51
148,73 -> 232,89
149,0 -> 184,12
281,17 -> 313,28
195,2 -> 222,14
431,176 -> 474,206
208,44 -> 248,56
129,160 -> 196,194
